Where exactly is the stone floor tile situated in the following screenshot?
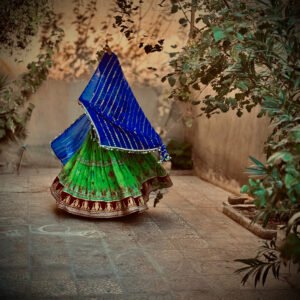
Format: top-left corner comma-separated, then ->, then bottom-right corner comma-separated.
167,275 -> 212,291
67,240 -> 107,256
28,212 -> 61,225
0,224 -> 29,238
0,169 -> 299,298
191,260 -> 238,275
30,280 -> 78,297
0,216 -> 28,226
73,264 -> 115,278
76,278 -> 122,296
114,293 -> 174,300
30,266 -> 73,281
118,275 -> 170,294
0,267 -> 30,281
182,248 -> 227,261
245,277 -> 295,290
154,220 -> 190,230
203,274 -> 250,291
136,235 -> 177,250
219,290 -> 262,300
0,279 -> 30,298
129,220 -> 164,236
170,237 -> 209,250
111,249 -> 160,277
157,227 -> 200,239
71,250 -> 115,278
103,235 -> 140,253
145,249 -> 198,276
0,228 -> 29,268
150,211 -> 187,226
30,234 -> 66,252
174,290 -> 219,300
119,211 -> 154,223
205,237 -> 240,250
31,250 -> 69,267
258,289 -> 300,299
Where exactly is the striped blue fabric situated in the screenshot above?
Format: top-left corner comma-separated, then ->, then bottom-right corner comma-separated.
51,51 -> 170,165
51,114 -> 91,165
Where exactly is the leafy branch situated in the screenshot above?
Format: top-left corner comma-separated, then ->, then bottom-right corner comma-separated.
235,240 -> 281,287
162,0 -> 300,286
113,0 -> 165,53
0,2 -> 64,142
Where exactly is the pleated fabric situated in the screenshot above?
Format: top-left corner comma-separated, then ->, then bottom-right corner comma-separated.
50,129 -> 173,218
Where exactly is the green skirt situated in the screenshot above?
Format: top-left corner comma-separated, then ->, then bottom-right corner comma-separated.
50,129 -> 173,218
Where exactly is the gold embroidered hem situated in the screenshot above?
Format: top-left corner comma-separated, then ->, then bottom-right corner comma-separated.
50,175 -> 172,218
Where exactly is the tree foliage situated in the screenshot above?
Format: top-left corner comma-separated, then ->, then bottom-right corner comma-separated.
0,2 -> 64,142
162,0 -> 300,286
165,0 -> 300,117
113,0 -> 165,53
235,240 -> 281,287
235,212 -> 300,286
0,0 -> 51,54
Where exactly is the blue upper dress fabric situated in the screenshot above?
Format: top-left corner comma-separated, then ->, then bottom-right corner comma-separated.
51,51 -> 171,165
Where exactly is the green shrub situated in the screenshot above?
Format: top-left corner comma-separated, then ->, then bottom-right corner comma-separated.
166,0 -> 300,286
167,140 -> 193,170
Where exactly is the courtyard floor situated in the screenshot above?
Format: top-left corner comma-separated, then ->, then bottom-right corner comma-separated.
0,168 -> 299,299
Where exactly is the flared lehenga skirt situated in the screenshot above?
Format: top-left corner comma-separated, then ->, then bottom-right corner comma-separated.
50,129 -> 173,218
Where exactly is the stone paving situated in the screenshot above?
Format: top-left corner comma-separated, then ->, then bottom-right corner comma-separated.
0,168 -> 299,299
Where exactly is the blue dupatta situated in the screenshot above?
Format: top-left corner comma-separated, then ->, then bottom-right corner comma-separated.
51,51 -> 171,165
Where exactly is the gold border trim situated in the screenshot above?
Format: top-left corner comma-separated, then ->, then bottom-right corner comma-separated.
50,175 -> 172,218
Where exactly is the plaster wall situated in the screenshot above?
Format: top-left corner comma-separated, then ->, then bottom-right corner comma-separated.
186,106 -> 270,194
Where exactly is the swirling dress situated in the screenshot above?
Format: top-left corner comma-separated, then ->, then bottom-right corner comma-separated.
50,51 -> 172,218
50,129 -> 172,218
